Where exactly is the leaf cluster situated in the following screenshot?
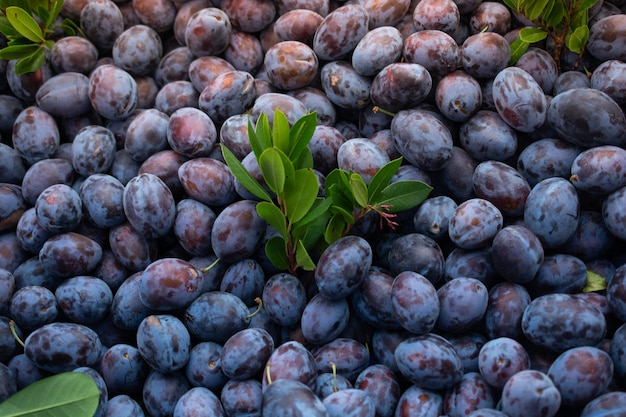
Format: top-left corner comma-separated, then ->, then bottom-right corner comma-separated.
222,109 -> 432,275
505,0 -> 598,70
0,372 -> 100,417
0,0 -> 81,74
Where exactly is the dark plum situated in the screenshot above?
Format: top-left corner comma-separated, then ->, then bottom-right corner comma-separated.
607,264 -> 626,321
178,158 -> 237,207
524,177 -> 579,248
312,337 -> 370,382
301,293 -> 349,345
188,55 -> 235,93
0,142 -> 25,184
436,277 -> 488,333
469,1 -> 511,34
516,138 -> 581,187
288,87 -> 336,127
123,173 -> 175,240
323,389 -> 376,417
12,106 -> 60,165
72,125 -> 117,176
362,0 -> 410,28
473,160 -> 531,217
527,254 -> 587,296
183,291 -> 250,343
313,4 -> 369,61
211,199 -> 266,263
354,364 -> 401,417
478,337 -> 530,389
173,199 -> 215,257
138,150 -> 188,197
142,370 -> 191,417
337,138 -> 390,185
124,109 -> 170,162
79,174 -> 125,229
447,332 -> 488,374
184,8 -> 232,58
34,184 -> 82,234
394,385 -> 443,417
603,185 -> 626,240
390,271 -> 439,335
88,64 -> 138,121
100,343 -> 149,397
570,145 -> 626,195
307,125 -> 346,175
109,223 -> 158,272
36,72 -> 91,119
391,109 -> 453,171
553,70 -> 590,95
154,81 -> 199,116
403,30 -> 460,77
461,32 -> 510,79
139,258 -> 204,311
264,41 -> 318,91
586,14 -> 626,62
39,232 -> 103,279
220,327 -> 274,380
24,322 -> 102,373
490,225 -> 543,284
351,26 -> 402,76
320,60 -> 371,110
484,282 -> 531,340
137,314 -> 191,374
591,60 -> 626,105
262,340 -> 317,388
80,0 -> 124,51
499,370 -> 561,417
435,70 -> 482,123
224,29 -> 264,74
412,0 -> 460,34
388,233 -> 445,284
522,293 -> 606,352
9,285 -> 57,330
198,70 -> 256,124
315,235 -> 372,300
111,272 -> 156,330
262,379 -> 327,416
173,386 -> 225,417
103,395 -> 145,417
581,392 -> 626,417
55,276 -> 112,324
184,341 -> 228,391
50,36 -> 98,75
20,158 -> 74,206
448,198 -> 503,250
250,92 -> 308,125
351,269 -> 401,330
370,63 -> 432,112
459,110 -> 518,162
443,372 -> 495,416
547,87 -> 626,148
220,379 -> 262,417
7,353 -> 47,391
515,47 -> 558,94
394,333 -> 464,390
154,46 -> 194,87
262,272 -> 306,327
434,146 -> 477,202
492,66 -> 548,133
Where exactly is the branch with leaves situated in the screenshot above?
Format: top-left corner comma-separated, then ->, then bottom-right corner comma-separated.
221,109 -> 432,275
0,0 -> 82,74
505,0 -> 598,71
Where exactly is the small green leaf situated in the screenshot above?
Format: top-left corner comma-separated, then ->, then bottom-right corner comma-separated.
570,9 -> 589,30
272,109 -> 291,155
566,25 -> 589,54
60,18 -> 80,36
325,214 -> 349,244
249,113 -> 272,158
350,173 -> 368,208
522,0 -> 550,21
509,38 -> 531,65
292,146 -> 314,170
5,6 -> 45,42
576,0 -> 599,11
259,148 -> 286,194
257,201 -> 287,239
283,168 -> 319,223
543,0 -> 566,27
374,180 -> 433,213
582,270 -> 608,293
14,46 -> 45,74
265,236 -> 290,271
0,43 -> 39,60
49,0 -> 64,25
0,372 -> 100,417
295,240 -> 316,271
297,196 -> 333,227
368,157 -> 403,204
327,183 -> 356,215
519,27 -> 549,43
0,15 -> 20,38
288,111 -> 317,162
221,144 -> 272,202
502,0 -> 520,10
293,207 -> 331,249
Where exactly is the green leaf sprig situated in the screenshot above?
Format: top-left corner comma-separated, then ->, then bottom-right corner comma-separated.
221,109 -> 432,275
0,372 -> 100,417
504,0 -> 598,71
0,0 -> 82,74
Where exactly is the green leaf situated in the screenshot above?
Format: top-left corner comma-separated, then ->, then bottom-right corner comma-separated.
259,148 -> 286,194
257,201 -> 287,239
543,0 -> 566,27
566,25 -> 589,54
522,0 -> 551,21
576,0 -> 599,11
0,372 -> 100,417
59,18 -> 79,36
297,196 -> 333,228
288,111 -> 317,162
293,207 -> 331,249
5,6 -> 44,42
248,113 -> 272,158
0,15 -> 20,38
283,168 -> 319,223
265,236 -> 290,271
221,144 -> 272,202
349,173 -> 368,208
271,109 -> 291,155
14,46 -> 45,74
374,180 -> 433,213
0,43 -> 39,60
295,240 -> 316,271
327,184 -> 356,216
502,0 -> 520,10
48,0 -> 63,25
519,27 -> 549,43
570,9 -> 589,30
509,38 -> 531,65
325,214 -> 349,244
293,146 -> 314,170
582,270 -> 608,293
368,157 -> 403,204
